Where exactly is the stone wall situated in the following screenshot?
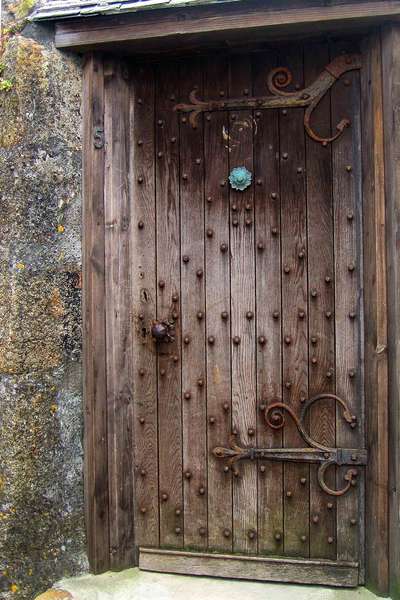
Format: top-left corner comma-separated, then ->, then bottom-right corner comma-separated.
0,3 -> 88,598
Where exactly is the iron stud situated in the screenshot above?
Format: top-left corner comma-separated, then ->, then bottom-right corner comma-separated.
138,313 -> 144,320
325,311 -> 332,319
232,427 -> 238,436
197,378 -> 204,387
206,114 -> 211,121
311,288 -> 318,298
182,173 -> 188,180
207,196 -> 212,203
171,137 -> 177,143
245,204 -> 252,211
297,167 -> 303,174
199,487 -> 205,495
286,491 -> 293,498
221,311 -> 229,320
284,335 -> 292,345
298,310 -> 305,320
348,368 -> 356,378
159,279 -> 165,289
312,356 -> 318,365
161,493 -> 168,502
326,370 -> 333,379
246,311 -> 254,320
183,255 -> 190,263
256,179 -> 262,186
327,537 -> 334,544
172,293 -> 179,302
231,114 -> 237,121
207,228 -> 214,238
223,402 -> 230,412
349,311 -> 356,319
185,470 -> 192,480
325,276 -> 332,284
327,502 -> 334,510
273,310 -> 280,320
233,336 -> 241,345
346,165 -> 352,172
196,268 -> 203,278
158,151 -> 163,158
248,427 -> 255,437
274,532 -> 282,542
197,311 -> 204,320
208,335 -> 215,345
199,527 -> 207,536
140,507 -> 147,514
350,518 -> 357,526
259,404 -> 266,412
184,391 -> 191,400
232,204 -> 238,212
139,417 -> 145,425
232,218 -> 239,227
220,180 -> 226,187
175,508 -> 181,516
140,469 -> 147,477
139,368 -> 145,376
137,176 -> 144,184
282,152 -> 289,160
312,515 -> 319,524
171,310 -> 178,320
209,416 -> 216,425
300,395 -> 306,403
271,227 -> 278,236
184,335 -> 191,344
347,210 -> 354,221
175,527 -> 181,534
284,265 -> 291,274
285,381 -> 292,389
223,529 -> 231,538
157,119 -> 163,126
173,355 -> 179,363
282,109 -> 287,115
271,192 -> 278,200
138,220 -> 144,229
258,336 -> 266,346
298,250 -> 305,259
220,242 -> 228,253
195,158 -> 201,165
137,140 -> 143,146
300,477 -> 307,485
301,535 -> 307,542
260,465 -> 266,473
348,262 -> 355,272
245,218 -> 252,226
311,336 -> 318,345
257,242 -> 265,251
223,466 -> 230,473
160,368 -> 166,377
182,117 -> 187,124
243,88 -> 249,95
248,530 -> 256,540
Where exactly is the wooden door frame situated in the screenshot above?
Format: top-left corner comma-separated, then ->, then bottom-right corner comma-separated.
81,21 -> 396,598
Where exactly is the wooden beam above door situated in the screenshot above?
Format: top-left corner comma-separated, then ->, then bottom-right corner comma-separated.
55,0 -> 400,51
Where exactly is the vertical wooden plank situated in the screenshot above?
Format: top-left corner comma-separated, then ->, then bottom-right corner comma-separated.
252,51 -> 284,555
155,62 -> 183,548
82,53 -> 110,574
382,24 -> 400,600
104,60 -> 135,568
228,55 -> 257,554
179,60 -> 207,550
331,40 -> 364,572
304,42 -> 336,560
278,46 -> 310,558
204,58 -> 233,551
131,64 -> 159,549
360,27 -> 392,597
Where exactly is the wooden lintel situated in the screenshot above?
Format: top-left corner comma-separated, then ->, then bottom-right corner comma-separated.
55,1 -> 400,51
139,547 -> 359,587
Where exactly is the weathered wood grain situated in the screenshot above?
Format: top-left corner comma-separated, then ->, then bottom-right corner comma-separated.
278,46 -> 309,557
104,60 -> 135,569
304,42 -> 336,561
203,57 -> 233,552
139,547 -> 359,587
82,53 -> 110,574
155,62 -> 183,548
228,54 -> 257,555
252,50 -> 283,556
130,64 -> 159,550
55,1 -> 400,50
361,31 -> 389,594
331,39 -> 363,573
179,60 -> 207,550
382,23 -> 400,600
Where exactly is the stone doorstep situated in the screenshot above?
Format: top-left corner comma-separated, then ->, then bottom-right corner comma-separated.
34,568 -> 391,600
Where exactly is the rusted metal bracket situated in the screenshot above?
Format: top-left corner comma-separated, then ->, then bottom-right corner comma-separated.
174,54 -> 361,145
213,393 -> 367,497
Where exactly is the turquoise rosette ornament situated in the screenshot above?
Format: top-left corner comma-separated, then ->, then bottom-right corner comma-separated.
228,166 -> 252,191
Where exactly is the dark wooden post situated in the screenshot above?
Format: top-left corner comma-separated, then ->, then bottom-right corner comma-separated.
382,23 -> 400,600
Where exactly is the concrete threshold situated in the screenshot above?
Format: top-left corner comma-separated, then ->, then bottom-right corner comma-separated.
36,568 -> 391,600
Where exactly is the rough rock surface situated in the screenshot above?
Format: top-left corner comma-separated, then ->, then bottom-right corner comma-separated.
0,2 -> 88,598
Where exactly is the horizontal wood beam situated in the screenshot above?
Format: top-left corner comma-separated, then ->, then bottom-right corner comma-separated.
55,0 -> 400,50
139,548 -> 359,587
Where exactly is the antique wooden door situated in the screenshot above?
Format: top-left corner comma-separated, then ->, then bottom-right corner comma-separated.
128,39 -> 366,586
